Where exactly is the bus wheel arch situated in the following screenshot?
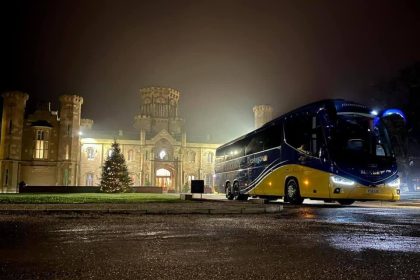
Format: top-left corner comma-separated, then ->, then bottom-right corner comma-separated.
225,181 -> 234,200
232,181 -> 248,201
284,177 -> 304,205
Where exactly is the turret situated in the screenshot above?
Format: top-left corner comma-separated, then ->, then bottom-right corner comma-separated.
0,91 -> 29,160
0,91 -> 29,192
57,94 -> 83,185
135,87 -> 184,138
253,105 -> 273,129
139,87 -> 180,118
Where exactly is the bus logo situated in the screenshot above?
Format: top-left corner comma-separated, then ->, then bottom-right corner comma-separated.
249,155 -> 268,165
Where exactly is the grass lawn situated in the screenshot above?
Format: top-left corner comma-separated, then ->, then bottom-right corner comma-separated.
0,193 -> 182,204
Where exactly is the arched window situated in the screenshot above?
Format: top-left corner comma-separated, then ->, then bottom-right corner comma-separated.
130,174 -> 136,185
87,147 -> 95,160
86,173 -> 94,186
205,174 -> 213,187
186,175 -> 195,183
189,151 -> 196,162
207,152 -> 214,163
34,129 -> 49,159
127,149 -> 134,161
156,168 -> 171,177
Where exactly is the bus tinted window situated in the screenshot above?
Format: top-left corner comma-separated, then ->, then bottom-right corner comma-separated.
244,123 -> 283,155
285,114 -> 312,152
264,123 -> 283,149
245,133 -> 264,155
330,114 -> 394,161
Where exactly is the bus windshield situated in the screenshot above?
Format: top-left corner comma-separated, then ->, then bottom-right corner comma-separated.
330,113 -> 394,162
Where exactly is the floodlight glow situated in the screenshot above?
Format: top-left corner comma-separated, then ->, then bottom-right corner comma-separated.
387,177 -> 400,188
371,110 -> 378,116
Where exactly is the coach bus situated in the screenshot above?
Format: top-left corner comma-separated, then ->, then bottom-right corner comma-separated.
214,99 -> 405,205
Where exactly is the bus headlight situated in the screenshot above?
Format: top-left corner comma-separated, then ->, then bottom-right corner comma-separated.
331,175 -> 355,186
387,178 -> 400,188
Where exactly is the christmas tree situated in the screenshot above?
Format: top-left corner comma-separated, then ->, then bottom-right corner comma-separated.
100,140 -> 132,193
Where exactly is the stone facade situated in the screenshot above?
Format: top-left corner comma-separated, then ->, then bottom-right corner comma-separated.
0,88 -> 219,193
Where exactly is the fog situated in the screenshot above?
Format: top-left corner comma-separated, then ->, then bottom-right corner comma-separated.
1,0 -> 419,143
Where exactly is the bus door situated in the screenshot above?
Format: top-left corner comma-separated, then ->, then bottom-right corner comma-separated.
299,111 -> 331,198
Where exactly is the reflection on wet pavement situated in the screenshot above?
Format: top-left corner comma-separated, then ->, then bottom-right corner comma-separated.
329,234 -> 420,253
279,206 -> 420,253
0,205 -> 419,280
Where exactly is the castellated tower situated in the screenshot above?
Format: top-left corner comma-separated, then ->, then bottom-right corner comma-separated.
57,95 -> 83,186
0,91 -> 29,192
134,87 -> 185,139
253,105 -> 273,129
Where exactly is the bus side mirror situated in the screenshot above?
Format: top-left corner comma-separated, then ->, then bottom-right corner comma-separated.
377,108 -> 407,158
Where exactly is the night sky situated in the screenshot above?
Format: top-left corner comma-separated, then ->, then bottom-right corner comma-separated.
1,0 -> 419,142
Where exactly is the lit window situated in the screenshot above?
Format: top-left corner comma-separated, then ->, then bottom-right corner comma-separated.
187,175 -> 195,183
87,147 -> 95,160
207,152 -> 214,163
205,174 -> 212,186
127,149 -> 134,161
86,173 -> 94,186
156,168 -> 170,177
130,174 -> 136,185
159,150 -> 166,160
189,151 -> 196,162
66,124 -> 71,136
34,130 -> 48,159
65,144 -> 69,160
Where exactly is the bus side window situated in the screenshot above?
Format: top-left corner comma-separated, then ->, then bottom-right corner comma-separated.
245,134 -> 264,155
285,115 -> 312,155
265,123 -> 283,149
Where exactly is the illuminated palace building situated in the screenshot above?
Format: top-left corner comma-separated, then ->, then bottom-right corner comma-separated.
0,88 -> 220,192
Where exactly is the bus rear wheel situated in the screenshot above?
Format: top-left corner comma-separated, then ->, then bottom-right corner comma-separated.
338,199 -> 355,205
225,182 -> 234,200
233,181 -> 240,200
285,178 -> 304,205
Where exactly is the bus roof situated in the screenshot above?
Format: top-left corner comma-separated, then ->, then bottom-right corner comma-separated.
217,99 -> 372,151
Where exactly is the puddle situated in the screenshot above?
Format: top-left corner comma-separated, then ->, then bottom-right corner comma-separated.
328,234 -> 420,253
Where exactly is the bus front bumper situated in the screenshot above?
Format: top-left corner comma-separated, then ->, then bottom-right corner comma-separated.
330,183 -> 400,202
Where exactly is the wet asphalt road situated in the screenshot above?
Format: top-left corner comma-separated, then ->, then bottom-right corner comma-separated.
0,205 -> 419,280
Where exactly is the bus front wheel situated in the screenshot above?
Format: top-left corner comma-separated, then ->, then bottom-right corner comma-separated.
225,182 -> 234,200
285,178 -> 304,205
